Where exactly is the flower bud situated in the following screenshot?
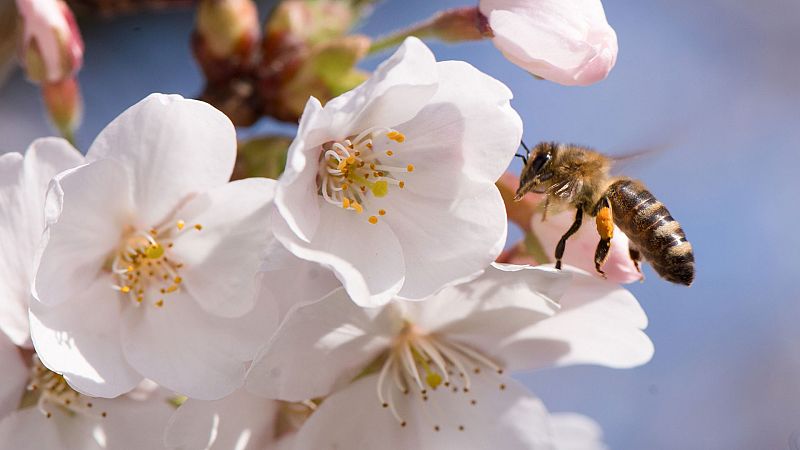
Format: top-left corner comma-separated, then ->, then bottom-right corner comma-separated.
41,76 -> 82,142
264,0 -> 355,47
16,0 -> 83,84
278,35 -> 370,119
195,0 -> 259,60
479,0 -> 618,86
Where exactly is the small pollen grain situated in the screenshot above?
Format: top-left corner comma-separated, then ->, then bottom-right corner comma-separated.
406,164 -> 415,172
368,216 -> 378,224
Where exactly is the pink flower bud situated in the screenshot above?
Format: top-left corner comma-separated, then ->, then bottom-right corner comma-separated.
16,0 -> 83,83
479,0 -> 618,86
41,76 -> 82,140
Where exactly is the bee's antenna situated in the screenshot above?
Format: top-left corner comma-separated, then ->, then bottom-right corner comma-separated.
516,141 -> 530,164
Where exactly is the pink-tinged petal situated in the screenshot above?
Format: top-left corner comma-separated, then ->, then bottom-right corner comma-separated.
275,97 -> 332,242
0,138 -> 83,345
120,291 -> 252,400
291,375 -> 553,450
29,276 -> 142,398
384,60 -> 521,199
171,178 -> 276,318
273,204 -> 405,307
501,268 -> 653,371
0,332 -> 28,417
549,413 -> 607,450
389,185 -> 507,300
325,36 -> 439,135
532,209 -> 643,284
246,289 -> 397,402
86,94 -> 236,225
164,389 -> 279,450
33,158 -> 133,306
480,0 -> 618,86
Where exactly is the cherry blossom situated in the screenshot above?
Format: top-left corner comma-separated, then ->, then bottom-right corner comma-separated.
246,264 -> 652,448
273,37 -> 522,307
479,0 -> 618,86
30,94 -> 280,400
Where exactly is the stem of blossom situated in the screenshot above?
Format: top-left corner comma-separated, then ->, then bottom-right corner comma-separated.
368,7 -> 484,55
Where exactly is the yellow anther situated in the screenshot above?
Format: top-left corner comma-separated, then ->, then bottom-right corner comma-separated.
126,265 -> 134,273
406,164 -> 415,172
378,209 -> 386,216
166,285 -> 178,293
370,163 -> 376,170
342,198 -> 351,209
174,277 -> 182,284
368,216 -> 378,224
366,143 -> 373,149
371,180 -> 389,198
145,244 -> 164,259
155,299 -> 164,308
426,372 -> 442,389
177,220 -> 185,230
346,155 -> 356,164
342,183 -> 349,190
386,150 -> 393,156
120,286 -> 131,293
354,151 -> 361,156
194,224 -> 203,231
399,181 -> 405,189
352,202 -> 364,214
387,131 -> 406,143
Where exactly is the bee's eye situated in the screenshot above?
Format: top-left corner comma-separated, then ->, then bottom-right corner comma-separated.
531,152 -> 552,174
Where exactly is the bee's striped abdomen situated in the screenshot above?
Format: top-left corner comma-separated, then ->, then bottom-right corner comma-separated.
607,179 -> 695,285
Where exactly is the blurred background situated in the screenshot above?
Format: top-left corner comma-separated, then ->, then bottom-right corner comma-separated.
1,0 -> 798,448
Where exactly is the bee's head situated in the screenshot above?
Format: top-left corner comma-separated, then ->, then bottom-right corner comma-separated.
515,142 -> 558,201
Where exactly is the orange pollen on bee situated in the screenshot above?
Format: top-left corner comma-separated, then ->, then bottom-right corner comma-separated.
318,127 -> 414,223
110,220 -> 201,309
596,206 -> 614,240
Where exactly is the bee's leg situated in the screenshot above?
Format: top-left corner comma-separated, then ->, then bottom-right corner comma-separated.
628,242 -> 644,281
593,197 -> 614,277
555,207 -> 583,270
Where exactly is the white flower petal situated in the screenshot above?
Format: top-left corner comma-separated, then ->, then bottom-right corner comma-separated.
258,247 -> 341,319
292,375 -> 553,450
273,204 -> 405,307
86,94 -> 236,225
389,186 -> 508,300
549,413 -> 607,450
120,291 -> 251,400
172,178 -> 276,318
0,408 -> 68,450
407,264 -> 567,333
0,332 -> 28,417
246,289 -> 396,402
0,138 -> 83,345
389,60 -> 521,199
164,389 -> 278,450
502,268 -> 654,371
275,97 -> 332,242
33,158 -> 133,306
29,276 -> 142,398
326,36 -> 439,135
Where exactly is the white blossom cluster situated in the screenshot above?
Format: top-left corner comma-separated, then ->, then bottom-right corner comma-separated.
0,30 -> 651,450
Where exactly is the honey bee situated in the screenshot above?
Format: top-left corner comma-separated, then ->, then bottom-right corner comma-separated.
514,142 -> 695,286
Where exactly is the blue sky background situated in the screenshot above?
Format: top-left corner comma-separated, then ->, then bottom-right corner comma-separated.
1,1 -> 799,448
